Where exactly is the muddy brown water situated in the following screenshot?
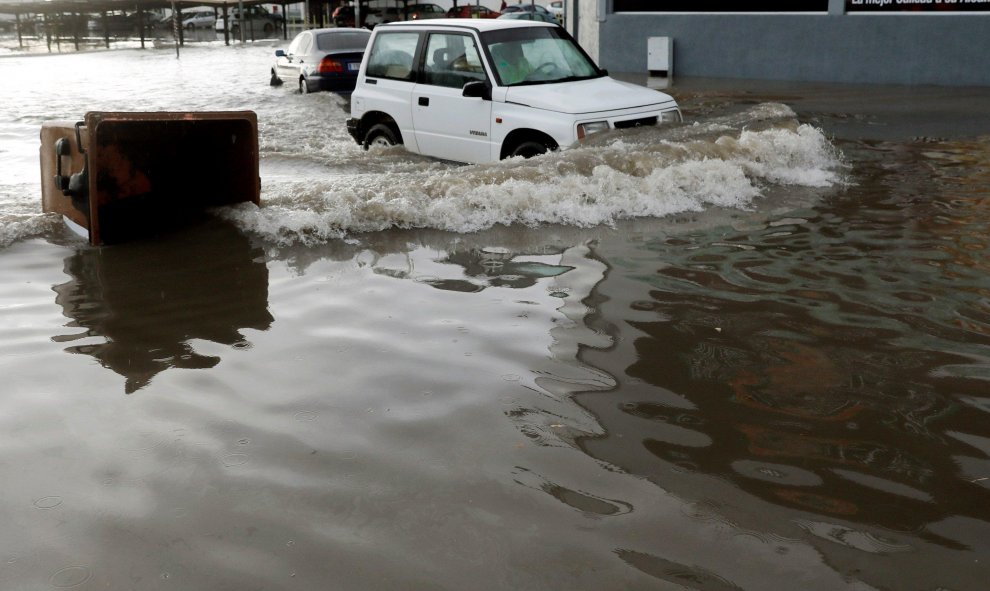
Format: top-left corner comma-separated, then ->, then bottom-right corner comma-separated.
0,46 -> 989,589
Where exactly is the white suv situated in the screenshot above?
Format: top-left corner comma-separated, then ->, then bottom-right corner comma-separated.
346,19 -> 680,164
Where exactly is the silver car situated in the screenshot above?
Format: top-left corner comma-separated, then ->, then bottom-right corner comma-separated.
215,5 -> 282,37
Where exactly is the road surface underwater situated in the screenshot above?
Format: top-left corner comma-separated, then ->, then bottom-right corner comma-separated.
0,44 -> 989,590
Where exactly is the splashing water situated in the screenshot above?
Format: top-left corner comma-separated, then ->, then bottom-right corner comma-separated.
220,104 -> 846,245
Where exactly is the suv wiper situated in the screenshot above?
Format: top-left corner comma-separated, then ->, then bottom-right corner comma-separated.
555,75 -> 599,83
511,74 -> 599,87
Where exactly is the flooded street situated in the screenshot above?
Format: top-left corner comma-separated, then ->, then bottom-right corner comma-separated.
1,42 -> 989,590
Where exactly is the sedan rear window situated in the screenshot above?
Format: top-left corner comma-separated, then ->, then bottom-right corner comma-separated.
317,30 -> 371,51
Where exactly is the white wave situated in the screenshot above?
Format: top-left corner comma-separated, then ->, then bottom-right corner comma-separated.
221,104 -> 846,246
0,212 -> 59,249
0,187 -> 59,248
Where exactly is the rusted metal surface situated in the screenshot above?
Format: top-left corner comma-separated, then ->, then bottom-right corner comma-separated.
40,111 -> 260,245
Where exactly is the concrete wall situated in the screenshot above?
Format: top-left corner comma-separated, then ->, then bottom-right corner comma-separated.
596,3 -> 990,86
573,0 -> 601,64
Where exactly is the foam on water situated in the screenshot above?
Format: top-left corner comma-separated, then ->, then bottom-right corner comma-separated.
0,186 -> 59,248
221,103 -> 846,245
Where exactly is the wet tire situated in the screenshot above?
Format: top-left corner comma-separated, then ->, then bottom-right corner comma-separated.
270,70 -> 282,86
264,23 -> 274,34
299,78 -> 309,94
510,140 -> 549,159
364,124 -> 399,149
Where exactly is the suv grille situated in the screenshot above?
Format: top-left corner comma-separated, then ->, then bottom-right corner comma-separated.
614,116 -> 658,129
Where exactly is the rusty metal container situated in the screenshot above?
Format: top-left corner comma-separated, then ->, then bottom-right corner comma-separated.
40,111 -> 260,245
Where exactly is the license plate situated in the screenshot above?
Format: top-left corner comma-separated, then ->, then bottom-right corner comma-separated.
348,63 -> 360,71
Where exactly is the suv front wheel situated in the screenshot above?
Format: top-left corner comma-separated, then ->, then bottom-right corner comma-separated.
503,132 -> 558,160
510,141 -> 550,159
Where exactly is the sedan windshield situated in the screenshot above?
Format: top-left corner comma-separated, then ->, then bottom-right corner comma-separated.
482,26 -> 601,87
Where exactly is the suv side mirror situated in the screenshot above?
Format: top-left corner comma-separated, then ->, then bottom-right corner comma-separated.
462,81 -> 491,101
275,49 -> 286,57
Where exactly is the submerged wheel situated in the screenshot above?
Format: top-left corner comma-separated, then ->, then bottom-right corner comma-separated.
364,123 -> 399,149
270,69 -> 282,86
299,78 -> 309,94
509,140 -> 549,159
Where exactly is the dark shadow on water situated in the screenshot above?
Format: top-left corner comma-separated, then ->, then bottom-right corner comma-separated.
51,218 -> 273,393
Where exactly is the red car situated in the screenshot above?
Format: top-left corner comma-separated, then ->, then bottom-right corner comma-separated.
445,5 -> 501,18
332,5 -> 370,28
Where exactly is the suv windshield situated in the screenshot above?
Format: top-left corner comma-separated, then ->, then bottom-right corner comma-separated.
481,26 -> 601,87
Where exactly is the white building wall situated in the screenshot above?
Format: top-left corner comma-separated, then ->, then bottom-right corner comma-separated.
574,0 -> 599,64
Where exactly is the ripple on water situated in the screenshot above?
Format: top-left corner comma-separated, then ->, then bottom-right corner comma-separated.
294,411 -> 318,422
33,496 -> 63,509
49,565 -> 92,588
220,453 -> 250,467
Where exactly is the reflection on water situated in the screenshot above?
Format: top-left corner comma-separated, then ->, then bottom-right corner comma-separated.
51,220 -> 273,392
572,136 -> 990,589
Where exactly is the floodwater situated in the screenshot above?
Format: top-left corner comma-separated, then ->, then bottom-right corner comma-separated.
1,40 -> 989,590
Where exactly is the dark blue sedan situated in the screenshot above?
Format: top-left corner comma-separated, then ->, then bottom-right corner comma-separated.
271,28 -> 371,94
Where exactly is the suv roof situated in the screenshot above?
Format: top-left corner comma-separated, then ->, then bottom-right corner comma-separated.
377,17 -> 552,32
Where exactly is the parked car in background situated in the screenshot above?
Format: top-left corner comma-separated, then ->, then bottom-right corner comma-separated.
501,3 -> 553,16
149,11 -> 175,32
364,7 -> 404,28
0,15 -> 18,33
87,11 -> 138,36
332,5 -> 371,28
547,1 -> 564,23
347,19 -> 681,163
497,11 -> 557,24
181,7 -> 216,30
271,27 -> 371,94
406,3 -> 446,20
216,5 -> 282,37
445,5 -> 501,18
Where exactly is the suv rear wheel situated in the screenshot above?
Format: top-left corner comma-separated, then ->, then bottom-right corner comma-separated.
364,123 -> 400,149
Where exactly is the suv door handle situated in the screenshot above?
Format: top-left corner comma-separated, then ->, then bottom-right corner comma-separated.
418,97 -> 429,107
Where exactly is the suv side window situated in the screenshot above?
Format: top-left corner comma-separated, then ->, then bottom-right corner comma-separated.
366,32 -> 420,81
422,33 -> 486,89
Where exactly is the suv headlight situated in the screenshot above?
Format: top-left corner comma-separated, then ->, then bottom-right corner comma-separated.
660,109 -> 682,124
577,121 -> 609,140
